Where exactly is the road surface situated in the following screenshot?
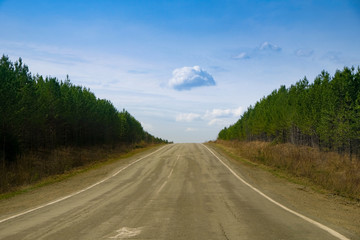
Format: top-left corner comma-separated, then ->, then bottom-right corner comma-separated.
0,143 -> 353,239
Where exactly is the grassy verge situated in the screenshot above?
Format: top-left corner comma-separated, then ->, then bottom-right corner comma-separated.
0,143 -> 164,200
210,140 -> 360,201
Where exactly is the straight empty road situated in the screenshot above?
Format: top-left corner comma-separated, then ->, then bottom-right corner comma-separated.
0,143 -> 353,239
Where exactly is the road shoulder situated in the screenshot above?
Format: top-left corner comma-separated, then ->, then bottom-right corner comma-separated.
205,142 -> 360,238
0,144 -> 166,218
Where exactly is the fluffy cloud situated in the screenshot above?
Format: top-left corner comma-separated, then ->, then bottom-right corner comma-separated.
169,66 -> 216,91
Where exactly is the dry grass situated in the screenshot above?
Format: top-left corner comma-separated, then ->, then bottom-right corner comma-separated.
0,143 -> 161,195
214,140 -> 360,200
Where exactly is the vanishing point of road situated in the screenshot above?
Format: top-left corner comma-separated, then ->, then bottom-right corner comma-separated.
0,143 -> 354,239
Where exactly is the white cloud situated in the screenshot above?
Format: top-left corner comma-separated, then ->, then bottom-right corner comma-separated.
207,118 -> 228,126
204,106 -> 243,119
295,49 -> 314,57
168,66 -> 216,91
0,40 -> 158,92
186,127 -> 198,132
233,42 -> 281,61
175,107 -> 243,126
204,107 -> 243,126
233,52 -> 250,60
259,41 -> 281,51
176,113 -> 201,122
323,51 -> 344,63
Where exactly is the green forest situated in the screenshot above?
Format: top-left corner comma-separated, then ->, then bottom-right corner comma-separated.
218,67 -> 360,159
0,55 -> 167,168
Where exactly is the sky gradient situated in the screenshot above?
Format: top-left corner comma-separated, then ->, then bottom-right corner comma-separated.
1,0 -> 359,142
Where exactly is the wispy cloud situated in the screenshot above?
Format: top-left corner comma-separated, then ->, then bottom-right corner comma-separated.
175,107 -> 243,126
0,40 -> 159,92
186,127 -> 198,132
208,118 -> 230,126
203,107 -> 243,126
323,51 -> 344,63
259,41 -> 281,52
176,113 -> 201,122
233,41 -> 281,60
295,49 -> 314,57
168,66 -> 216,91
203,107 -> 243,120
232,52 -> 250,60
127,69 -> 150,74
209,65 -> 228,72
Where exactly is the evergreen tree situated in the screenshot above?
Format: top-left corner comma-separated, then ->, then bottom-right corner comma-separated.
218,66 -> 360,158
0,55 -> 167,165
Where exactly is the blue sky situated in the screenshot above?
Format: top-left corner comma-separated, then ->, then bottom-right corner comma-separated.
1,0 -> 359,143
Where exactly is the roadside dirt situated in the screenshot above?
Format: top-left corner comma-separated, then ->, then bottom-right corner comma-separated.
209,143 -> 360,238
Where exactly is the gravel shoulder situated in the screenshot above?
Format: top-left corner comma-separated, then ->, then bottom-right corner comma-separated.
207,142 -> 360,238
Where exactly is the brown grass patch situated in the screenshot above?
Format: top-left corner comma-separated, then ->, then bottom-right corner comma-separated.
213,140 -> 360,200
0,143 -> 162,195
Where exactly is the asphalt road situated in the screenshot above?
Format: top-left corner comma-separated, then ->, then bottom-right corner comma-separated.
0,143 -> 351,239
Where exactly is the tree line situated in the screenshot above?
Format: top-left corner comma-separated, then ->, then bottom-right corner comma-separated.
0,55 -> 168,166
218,67 -> 360,159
